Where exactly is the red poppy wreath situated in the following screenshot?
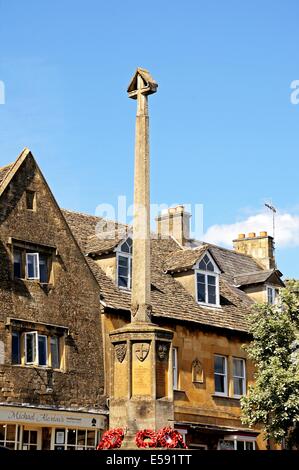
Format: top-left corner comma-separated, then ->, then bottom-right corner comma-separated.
97,428 -> 124,450
135,429 -> 158,448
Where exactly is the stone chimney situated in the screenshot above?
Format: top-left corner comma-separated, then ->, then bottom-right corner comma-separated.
156,205 -> 191,245
233,231 -> 276,270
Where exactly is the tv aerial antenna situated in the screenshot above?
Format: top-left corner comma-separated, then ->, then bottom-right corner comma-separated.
264,202 -> 277,239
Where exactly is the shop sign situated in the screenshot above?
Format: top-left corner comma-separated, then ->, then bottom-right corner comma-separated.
0,406 -> 106,429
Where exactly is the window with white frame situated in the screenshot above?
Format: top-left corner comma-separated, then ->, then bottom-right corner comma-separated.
26,253 -> 39,279
0,424 -> 21,450
12,330 -> 62,369
214,355 -> 227,396
267,286 -> 278,305
219,436 -> 256,450
195,253 -> 220,306
25,332 -> 47,365
13,247 -> 51,283
54,428 -> 99,450
117,238 -> 132,289
172,347 -> 178,390
233,358 -> 246,397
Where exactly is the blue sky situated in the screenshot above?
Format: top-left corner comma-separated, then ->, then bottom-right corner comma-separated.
0,0 -> 298,277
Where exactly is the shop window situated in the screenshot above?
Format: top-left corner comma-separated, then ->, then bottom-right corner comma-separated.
0,424 -> 20,450
22,429 -> 38,450
219,437 -> 256,450
54,428 -> 98,450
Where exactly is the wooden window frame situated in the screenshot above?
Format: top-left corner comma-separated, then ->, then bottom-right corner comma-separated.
12,245 -> 53,284
214,354 -> 228,397
172,347 -> 179,390
115,237 -> 133,290
232,357 -> 246,398
194,253 -> 221,307
18,331 -> 63,369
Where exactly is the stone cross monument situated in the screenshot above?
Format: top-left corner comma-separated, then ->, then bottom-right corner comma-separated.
128,68 -> 156,323
109,69 -> 174,447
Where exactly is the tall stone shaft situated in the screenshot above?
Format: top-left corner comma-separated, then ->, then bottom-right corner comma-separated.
128,69 -> 158,323
108,70 -> 174,441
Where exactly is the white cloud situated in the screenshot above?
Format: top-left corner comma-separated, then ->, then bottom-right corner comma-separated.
204,212 -> 299,249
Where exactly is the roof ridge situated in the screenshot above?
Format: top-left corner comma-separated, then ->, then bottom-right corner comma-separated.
62,208 -> 103,220
205,241 -> 262,262
62,208 -> 130,229
235,269 -> 274,276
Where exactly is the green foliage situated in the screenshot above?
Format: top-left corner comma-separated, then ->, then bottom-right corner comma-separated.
240,285 -> 299,446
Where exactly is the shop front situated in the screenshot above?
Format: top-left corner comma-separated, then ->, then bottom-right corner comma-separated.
176,422 -> 259,450
0,405 -> 107,450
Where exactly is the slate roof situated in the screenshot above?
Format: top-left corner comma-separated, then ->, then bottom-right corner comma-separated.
165,245 -> 210,272
62,209 -> 128,254
63,209 -> 264,333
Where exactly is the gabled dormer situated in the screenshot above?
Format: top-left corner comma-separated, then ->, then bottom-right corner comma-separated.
234,269 -> 285,304
115,236 -> 133,290
86,233 -> 133,291
194,252 -> 221,307
165,246 -> 223,308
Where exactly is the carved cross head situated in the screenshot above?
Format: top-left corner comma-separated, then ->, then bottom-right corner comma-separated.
127,68 -> 158,99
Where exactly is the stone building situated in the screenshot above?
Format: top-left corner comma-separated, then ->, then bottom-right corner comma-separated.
64,205 -> 284,450
0,68 -> 285,451
0,149 -> 285,450
0,149 -> 107,450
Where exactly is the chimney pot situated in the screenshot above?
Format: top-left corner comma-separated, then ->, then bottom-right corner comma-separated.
248,232 -> 256,238
260,231 -> 268,237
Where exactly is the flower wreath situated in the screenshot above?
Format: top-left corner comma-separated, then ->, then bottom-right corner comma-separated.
157,427 -> 188,449
97,428 -> 124,450
135,429 -> 158,448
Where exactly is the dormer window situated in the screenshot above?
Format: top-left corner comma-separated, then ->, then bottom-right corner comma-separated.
116,238 -> 132,289
194,253 -> 220,307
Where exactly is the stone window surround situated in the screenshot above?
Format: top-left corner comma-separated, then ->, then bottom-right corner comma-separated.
213,354 -> 247,400
6,317 -> 69,371
25,189 -> 36,211
8,237 -> 58,285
